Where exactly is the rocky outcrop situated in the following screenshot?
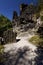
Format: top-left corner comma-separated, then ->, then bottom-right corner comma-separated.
12,4 -> 37,30
3,29 -> 17,44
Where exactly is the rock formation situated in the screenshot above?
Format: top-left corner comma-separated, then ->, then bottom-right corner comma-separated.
3,29 -> 17,44
12,4 -> 37,32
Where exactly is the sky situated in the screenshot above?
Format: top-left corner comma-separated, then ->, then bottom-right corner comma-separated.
0,0 -> 37,20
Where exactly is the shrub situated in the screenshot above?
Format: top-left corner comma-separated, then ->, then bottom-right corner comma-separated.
0,45 -> 4,53
29,35 -> 43,46
0,45 -> 4,62
0,15 -> 12,37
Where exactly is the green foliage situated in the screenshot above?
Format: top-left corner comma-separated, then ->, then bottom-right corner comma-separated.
0,45 -> 4,62
29,35 -> 43,46
0,45 -> 4,54
29,35 -> 40,45
0,15 -> 12,36
0,15 -> 11,28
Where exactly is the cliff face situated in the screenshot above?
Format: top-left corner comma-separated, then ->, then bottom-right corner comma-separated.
20,4 -> 36,21
12,4 -> 37,30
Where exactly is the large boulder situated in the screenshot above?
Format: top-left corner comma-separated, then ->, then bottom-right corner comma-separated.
3,29 -> 17,44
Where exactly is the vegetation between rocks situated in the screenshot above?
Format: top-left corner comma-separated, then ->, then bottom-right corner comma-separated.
29,35 -> 43,46
0,45 -> 4,63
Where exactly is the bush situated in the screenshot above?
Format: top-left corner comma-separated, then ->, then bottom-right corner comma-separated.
0,45 -> 4,62
29,35 -> 43,46
0,45 -> 4,53
0,15 -> 12,37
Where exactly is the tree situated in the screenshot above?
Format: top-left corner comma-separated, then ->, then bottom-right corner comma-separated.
0,15 -> 12,37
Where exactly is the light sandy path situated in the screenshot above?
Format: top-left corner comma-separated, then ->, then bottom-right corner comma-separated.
4,33 -> 37,52
4,33 -> 38,65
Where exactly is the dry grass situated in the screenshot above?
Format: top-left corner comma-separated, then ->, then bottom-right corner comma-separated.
29,35 -> 43,46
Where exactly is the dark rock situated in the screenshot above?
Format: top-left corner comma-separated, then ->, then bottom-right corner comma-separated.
3,29 -> 17,44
